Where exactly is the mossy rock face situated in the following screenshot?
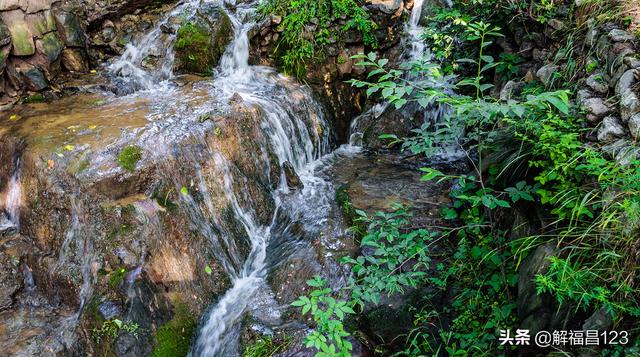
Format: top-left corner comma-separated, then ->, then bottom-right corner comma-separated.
173,5 -> 232,75
151,303 -> 197,357
9,22 -> 35,56
40,32 -> 64,63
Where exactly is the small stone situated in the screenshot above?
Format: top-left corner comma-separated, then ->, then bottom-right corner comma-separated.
98,300 -> 122,320
270,15 -> 282,25
532,48 -> 550,62
608,29 -> 635,43
585,28 -> 598,47
13,62 -> 47,91
585,73 -> 609,94
37,32 -> 63,63
628,113 -> 640,140
499,80 -> 524,101
615,69 -> 640,121
536,64 -> 559,86
547,19 -> 565,31
624,56 -> 640,69
282,161 -> 303,190
582,97 -> 612,121
597,116 -> 626,143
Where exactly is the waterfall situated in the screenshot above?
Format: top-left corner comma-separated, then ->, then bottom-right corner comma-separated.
107,0 -> 201,92
1,156 -> 22,234
407,0 -> 427,61
106,0 -> 333,354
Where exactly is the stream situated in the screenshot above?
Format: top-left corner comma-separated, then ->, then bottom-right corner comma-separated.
0,0 -> 445,355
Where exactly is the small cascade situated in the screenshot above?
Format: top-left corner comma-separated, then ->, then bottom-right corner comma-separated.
107,0 -> 200,92
349,0 -> 465,163
55,199 -> 95,317
406,0 -> 427,60
1,155 -> 22,235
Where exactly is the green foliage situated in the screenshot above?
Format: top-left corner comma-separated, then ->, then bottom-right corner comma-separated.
108,267 -> 128,287
291,277 -> 354,356
259,0 -> 377,77
151,303 -> 197,357
117,145 -> 142,172
342,9 -> 640,354
92,319 -> 139,344
341,206 -> 436,306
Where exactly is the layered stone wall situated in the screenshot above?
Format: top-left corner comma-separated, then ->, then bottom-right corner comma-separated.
0,0 -> 88,103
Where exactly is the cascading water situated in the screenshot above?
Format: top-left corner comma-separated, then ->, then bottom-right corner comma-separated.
107,0 -> 201,92
0,156 -> 22,234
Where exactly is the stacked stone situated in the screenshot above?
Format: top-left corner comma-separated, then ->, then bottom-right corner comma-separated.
0,0 -> 88,102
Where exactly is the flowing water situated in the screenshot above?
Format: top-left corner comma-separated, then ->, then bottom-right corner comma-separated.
0,154 -> 22,234
106,0 -> 340,354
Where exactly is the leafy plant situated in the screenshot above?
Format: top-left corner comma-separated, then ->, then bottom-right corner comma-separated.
291,277 -> 355,356
92,319 -> 139,344
259,0 -> 377,77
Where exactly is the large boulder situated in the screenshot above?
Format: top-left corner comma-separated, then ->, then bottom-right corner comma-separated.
54,10 -> 85,47
172,4 -> 232,75
2,9 -> 35,55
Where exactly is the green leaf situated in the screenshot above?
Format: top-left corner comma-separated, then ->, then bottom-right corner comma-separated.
180,186 -> 189,196
204,265 -> 212,275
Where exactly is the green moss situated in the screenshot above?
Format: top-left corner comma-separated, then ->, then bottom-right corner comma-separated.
151,303 -> 197,357
24,93 -> 45,103
117,145 -> 142,172
108,267 -> 128,287
174,22 -> 214,75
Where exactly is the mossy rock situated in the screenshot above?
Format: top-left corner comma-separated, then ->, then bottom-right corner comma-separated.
40,32 -> 64,63
117,145 -> 142,172
173,5 -> 232,75
151,303 -> 197,357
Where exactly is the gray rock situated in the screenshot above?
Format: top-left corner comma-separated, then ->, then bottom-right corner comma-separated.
585,27 -> 599,47
628,113 -> 640,140
577,89 -> 594,105
597,116 -> 626,143
547,18 -> 565,31
582,307 -> 613,331
581,97 -> 612,121
518,243 -> 570,334
624,56 -> 640,69
608,29 -> 635,43
17,64 -> 48,91
615,69 -> 640,121
536,64 -> 559,86
499,80 -> 524,101
366,0 -> 403,14
585,73 -> 609,94
601,139 -> 640,165
98,300 -> 123,320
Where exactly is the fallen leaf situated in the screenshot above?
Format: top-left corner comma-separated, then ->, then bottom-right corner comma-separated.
47,160 -> 55,169
204,266 -> 212,275
63,145 -> 74,151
